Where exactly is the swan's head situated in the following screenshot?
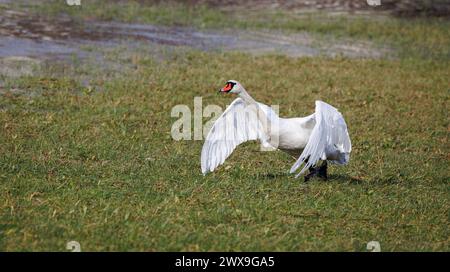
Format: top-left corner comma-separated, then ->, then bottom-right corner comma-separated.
219,80 -> 242,94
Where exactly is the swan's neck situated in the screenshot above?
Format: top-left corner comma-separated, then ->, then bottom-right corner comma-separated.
238,88 -> 257,105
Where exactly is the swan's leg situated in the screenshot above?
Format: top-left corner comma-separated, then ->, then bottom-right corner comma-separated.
304,161 -> 328,182
304,166 -> 317,182
303,156 -> 315,182
318,161 -> 328,180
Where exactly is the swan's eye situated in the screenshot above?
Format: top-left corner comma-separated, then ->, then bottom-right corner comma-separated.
223,82 -> 234,92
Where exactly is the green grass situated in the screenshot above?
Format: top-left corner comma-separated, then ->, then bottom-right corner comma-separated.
0,1 -> 449,251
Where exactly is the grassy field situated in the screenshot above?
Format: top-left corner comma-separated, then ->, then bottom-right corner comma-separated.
0,1 -> 449,251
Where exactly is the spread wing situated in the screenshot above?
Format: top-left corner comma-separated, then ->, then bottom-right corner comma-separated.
290,100 -> 351,177
201,98 -> 271,174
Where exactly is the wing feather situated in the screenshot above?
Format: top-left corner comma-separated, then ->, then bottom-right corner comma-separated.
201,98 -> 270,174
289,101 -> 351,177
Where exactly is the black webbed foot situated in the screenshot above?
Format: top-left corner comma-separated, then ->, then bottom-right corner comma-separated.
304,161 -> 328,182
304,167 -> 316,182
318,161 -> 328,180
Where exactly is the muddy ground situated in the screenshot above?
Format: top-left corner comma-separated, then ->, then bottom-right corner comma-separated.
0,1 -> 394,79
0,0 -> 448,70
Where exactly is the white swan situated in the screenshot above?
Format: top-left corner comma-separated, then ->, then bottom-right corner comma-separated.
201,80 -> 351,181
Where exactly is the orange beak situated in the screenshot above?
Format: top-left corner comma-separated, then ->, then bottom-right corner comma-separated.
220,82 -> 233,93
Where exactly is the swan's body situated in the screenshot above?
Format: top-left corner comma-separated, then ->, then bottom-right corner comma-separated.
201,80 -> 351,180
276,116 -> 315,154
